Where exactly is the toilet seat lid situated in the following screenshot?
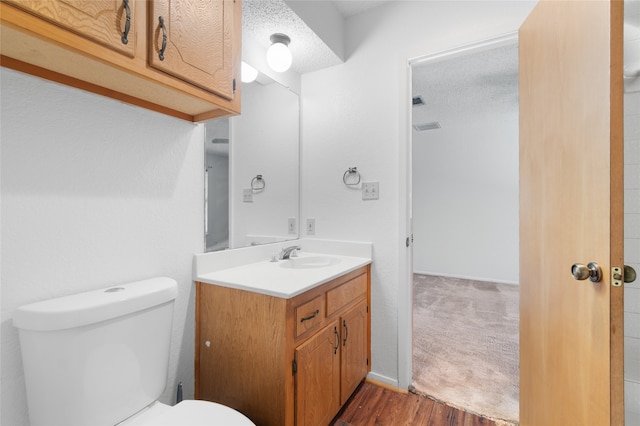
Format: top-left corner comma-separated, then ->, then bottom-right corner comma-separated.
130,400 -> 255,426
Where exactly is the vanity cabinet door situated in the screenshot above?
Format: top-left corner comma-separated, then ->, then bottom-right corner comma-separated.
149,0 -> 236,99
340,299 -> 369,405
295,321 -> 341,426
4,0 -> 135,56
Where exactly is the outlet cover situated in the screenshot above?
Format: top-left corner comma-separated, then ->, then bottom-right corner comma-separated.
288,218 -> 297,234
243,188 -> 253,203
362,181 -> 379,200
306,218 -> 315,235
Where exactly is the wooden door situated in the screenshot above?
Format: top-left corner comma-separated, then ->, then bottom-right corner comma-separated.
519,1 -> 624,425
4,0 -> 135,56
149,0 -> 236,99
295,321 -> 341,426
340,299 -> 369,405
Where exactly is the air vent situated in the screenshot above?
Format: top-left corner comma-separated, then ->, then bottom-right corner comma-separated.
412,96 -> 425,106
413,121 -> 441,131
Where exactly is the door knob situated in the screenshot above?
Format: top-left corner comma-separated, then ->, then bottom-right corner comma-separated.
571,262 -> 602,282
624,265 -> 637,283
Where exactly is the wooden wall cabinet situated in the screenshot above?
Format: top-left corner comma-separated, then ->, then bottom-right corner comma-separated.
1,0 -> 241,122
195,265 -> 371,426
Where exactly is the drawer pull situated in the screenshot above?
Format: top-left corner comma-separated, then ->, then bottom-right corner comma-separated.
158,16 -> 167,61
121,0 -> 131,45
300,309 -> 320,323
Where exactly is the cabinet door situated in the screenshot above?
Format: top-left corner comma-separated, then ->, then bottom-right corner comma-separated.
295,321 -> 341,426
340,299 -> 369,405
149,0 -> 236,99
4,0 -> 135,56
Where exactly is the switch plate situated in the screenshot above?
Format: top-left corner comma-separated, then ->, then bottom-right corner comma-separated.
288,218 -> 297,234
362,181 -> 379,200
243,188 -> 253,203
306,218 -> 315,235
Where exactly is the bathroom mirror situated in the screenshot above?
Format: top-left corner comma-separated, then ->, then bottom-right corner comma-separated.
205,79 -> 299,252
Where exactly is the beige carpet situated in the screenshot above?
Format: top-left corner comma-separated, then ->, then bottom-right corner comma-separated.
411,274 -> 519,423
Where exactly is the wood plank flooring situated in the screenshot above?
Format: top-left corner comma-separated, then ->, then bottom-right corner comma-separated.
331,382 -> 499,426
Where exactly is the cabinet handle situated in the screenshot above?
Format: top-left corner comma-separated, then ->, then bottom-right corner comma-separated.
300,309 -> 319,323
158,16 -> 167,61
343,319 -> 348,346
121,0 -> 131,45
334,327 -> 339,355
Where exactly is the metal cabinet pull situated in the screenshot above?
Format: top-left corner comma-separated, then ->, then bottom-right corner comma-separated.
333,327 -> 339,354
158,16 -> 167,61
343,319 -> 348,346
300,310 -> 319,323
121,0 -> 131,45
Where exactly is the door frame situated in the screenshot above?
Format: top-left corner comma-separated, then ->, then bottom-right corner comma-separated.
398,32 -> 519,390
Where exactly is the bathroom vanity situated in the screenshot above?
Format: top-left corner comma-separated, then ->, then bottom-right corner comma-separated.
194,242 -> 372,426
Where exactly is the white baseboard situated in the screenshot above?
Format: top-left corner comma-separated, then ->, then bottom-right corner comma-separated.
412,270 -> 519,286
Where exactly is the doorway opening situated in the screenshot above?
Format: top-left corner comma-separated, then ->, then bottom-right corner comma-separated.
409,35 -> 520,423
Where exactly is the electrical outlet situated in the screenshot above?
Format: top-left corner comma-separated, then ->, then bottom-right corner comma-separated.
306,218 -> 315,235
288,218 -> 297,234
243,188 -> 253,203
362,181 -> 379,200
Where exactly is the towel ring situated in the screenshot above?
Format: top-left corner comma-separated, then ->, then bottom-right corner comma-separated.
343,167 -> 360,186
251,175 -> 265,192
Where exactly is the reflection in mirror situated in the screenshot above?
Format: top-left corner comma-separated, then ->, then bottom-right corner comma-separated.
205,79 -> 299,252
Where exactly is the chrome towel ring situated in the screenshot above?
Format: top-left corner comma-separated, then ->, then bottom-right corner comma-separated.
251,175 -> 266,192
343,167 -> 361,186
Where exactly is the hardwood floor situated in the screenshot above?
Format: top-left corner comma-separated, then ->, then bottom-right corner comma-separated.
331,382 -> 499,426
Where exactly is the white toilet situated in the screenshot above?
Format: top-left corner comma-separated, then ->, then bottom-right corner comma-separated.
13,277 -> 255,426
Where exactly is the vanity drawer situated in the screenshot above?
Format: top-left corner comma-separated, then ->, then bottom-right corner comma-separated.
295,295 -> 323,337
326,273 -> 367,316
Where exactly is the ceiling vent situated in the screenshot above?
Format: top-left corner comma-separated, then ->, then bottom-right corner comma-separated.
413,121 -> 441,132
412,96 -> 425,106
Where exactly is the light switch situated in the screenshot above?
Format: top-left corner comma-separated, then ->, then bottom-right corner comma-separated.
362,182 -> 379,200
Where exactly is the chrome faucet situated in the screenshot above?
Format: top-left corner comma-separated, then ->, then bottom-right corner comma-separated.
279,245 -> 301,260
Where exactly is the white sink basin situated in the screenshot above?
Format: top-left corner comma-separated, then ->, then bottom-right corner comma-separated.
279,256 -> 341,269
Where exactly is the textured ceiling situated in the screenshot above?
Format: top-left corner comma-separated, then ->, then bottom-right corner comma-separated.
412,43 -> 519,131
243,0 -> 343,74
242,0 -> 394,75
332,0 -> 395,17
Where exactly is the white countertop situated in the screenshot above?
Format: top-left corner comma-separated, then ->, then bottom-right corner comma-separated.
194,239 -> 372,299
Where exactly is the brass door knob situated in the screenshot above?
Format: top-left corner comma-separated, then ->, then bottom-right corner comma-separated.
571,262 -> 602,282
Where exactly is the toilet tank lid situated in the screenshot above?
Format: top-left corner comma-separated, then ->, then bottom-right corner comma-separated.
13,277 -> 178,331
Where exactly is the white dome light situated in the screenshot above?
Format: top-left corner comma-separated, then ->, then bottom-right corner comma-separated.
241,61 -> 258,83
266,33 -> 292,73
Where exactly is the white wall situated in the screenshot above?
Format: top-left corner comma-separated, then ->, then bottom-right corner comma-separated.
624,89 -> 640,424
230,82 -> 299,247
1,68 -> 203,425
300,1 -> 535,387
412,81 -> 519,284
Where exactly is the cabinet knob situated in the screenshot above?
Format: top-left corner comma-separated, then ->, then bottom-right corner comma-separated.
205,340 -> 211,348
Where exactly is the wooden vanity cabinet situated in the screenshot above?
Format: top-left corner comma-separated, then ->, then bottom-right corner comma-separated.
1,0 -> 241,122
195,265 -> 371,426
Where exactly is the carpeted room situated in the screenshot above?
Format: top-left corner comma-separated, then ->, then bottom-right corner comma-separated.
410,38 -> 520,424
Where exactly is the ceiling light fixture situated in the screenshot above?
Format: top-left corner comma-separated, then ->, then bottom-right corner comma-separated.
266,33 -> 292,73
241,61 -> 258,83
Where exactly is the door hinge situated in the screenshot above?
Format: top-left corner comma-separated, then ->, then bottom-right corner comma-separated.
292,359 -> 297,375
232,78 -> 237,94
367,358 -> 369,366
366,305 -> 369,313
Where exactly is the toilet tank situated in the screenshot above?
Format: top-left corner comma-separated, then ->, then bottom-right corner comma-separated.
13,277 -> 179,426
